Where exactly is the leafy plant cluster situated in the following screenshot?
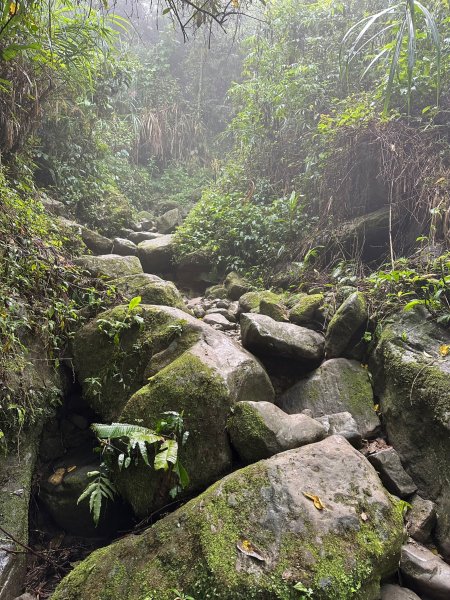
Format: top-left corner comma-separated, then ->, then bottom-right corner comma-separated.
0,164 -> 116,447
78,412 -> 190,526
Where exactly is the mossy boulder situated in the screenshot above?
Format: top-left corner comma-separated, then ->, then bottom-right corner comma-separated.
227,401 -> 326,463
371,310 -> 450,559
259,298 -> 289,322
205,284 -> 228,299
74,254 -> 143,279
80,227 -> 113,255
325,291 -> 367,358
289,293 -> 324,327
239,290 -> 282,313
278,358 -> 379,438
112,273 -> 186,310
52,436 -> 405,600
224,271 -> 253,301
72,305 -> 274,516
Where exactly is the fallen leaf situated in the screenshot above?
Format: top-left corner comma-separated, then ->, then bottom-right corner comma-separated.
236,539 -> 266,561
48,467 -> 66,486
303,492 -> 325,510
67,465 -> 77,473
439,344 -> 450,357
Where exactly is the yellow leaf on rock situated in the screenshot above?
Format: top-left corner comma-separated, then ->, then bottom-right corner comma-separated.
236,539 -> 266,561
439,344 -> 450,357
48,467 -> 66,486
303,492 -> 325,510
9,2 -> 18,15
67,465 -> 77,473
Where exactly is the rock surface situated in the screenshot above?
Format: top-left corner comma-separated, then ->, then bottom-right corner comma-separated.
400,541 -> 450,600
138,234 -> 174,274
238,290 -> 282,313
372,310 -> 450,558
325,291 -> 367,358
315,411 -> 362,447
72,304 -> 274,517
368,448 -> 417,499
52,436 -> 405,600
224,271 -> 252,300
380,583 -> 421,599
278,358 -> 379,438
112,273 -> 186,310
289,293 -> 324,327
241,313 -> 325,364
75,254 -> 143,279
156,207 -> 183,234
111,237 -> 138,256
80,227 -> 113,255
227,401 -> 326,463
407,495 -> 436,544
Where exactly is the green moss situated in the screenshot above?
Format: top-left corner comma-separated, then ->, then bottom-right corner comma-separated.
227,403 -> 278,463
239,291 -> 282,313
259,299 -> 289,322
289,294 -> 324,325
326,292 -> 367,357
112,273 -> 186,310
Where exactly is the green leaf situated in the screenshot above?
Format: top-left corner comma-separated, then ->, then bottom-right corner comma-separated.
128,296 -> 142,311
154,440 -> 178,471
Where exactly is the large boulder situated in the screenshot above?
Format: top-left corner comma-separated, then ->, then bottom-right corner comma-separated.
367,448 -> 417,499
74,254 -> 143,279
381,584 -> 421,600
176,250 -> 215,292
400,541 -> 450,600
72,305 -> 274,516
156,208 -> 183,234
80,227 -> 113,255
241,313 -> 325,364
227,401 -> 326,463
289,293 -> 325,328
137,235 -> 174,274
52,436 -> 405,600
111,237 -> 137,256
112,273 -> 186,310
278,358 -> 380,438
325,291 -> 367,358
238,290 -> 282,314
224,271 -> 253,300
372,310 -> 450,559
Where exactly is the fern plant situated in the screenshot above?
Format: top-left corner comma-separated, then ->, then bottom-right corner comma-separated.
78,412 -> 190,525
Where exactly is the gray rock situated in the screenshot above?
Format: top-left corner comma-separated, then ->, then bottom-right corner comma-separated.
216,299 -> 231,309
240,313 -> 325,364
52,436 -> 406,600
128,231 -> 161,244
193,305 -> 205,318
259,298 -> 290,322
137,235 -> 174,274
372,310 -> 450,559
325,291 -> 367,358
40,196 -> 65,216
13,594 -> 37,600
156,208 -> 183,234
224,271 -> 252,300
74,254 -> 143,279
407,495 -> 437,543
401,541 -> 450,600
315,412 -> 362,447
80,227 -> 113,255
368,448 -> 417,498
203,313 -> 236,331
228,401 -> 326,463
205,308 -> 236,322
381,583 -> 422,599
278,358 -> 380,438
176,251 -> 215,291
111,237 -> 137,256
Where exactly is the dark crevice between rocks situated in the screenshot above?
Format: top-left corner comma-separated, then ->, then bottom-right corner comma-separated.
24,371 -> 136,598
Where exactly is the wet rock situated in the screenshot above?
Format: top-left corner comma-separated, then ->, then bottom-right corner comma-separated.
241,313 -> 325,364
368,448 -> 417,498
400,541 -> 450,600
224,271 -> 252,300
156,208 -> 183,234
137,235 -> 174,274
380,583 -> 421,599
75,254 -> 143,279
111,237 -> 137,256
80,227 -> 113,255
325,291 -> 367,358
228,401 -> 326,463
315,412 -> 362,447
371,310 -> 450,558
407,495 -> 437,544
53,436 -> 405,600
112,273 -> 186,310
278,358 -> 379,438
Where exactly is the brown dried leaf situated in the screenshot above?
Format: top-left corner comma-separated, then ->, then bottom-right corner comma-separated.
303,492 -> 325,510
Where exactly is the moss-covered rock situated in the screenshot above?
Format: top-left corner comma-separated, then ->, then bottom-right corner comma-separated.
74,254 -> 143,279
325,291 -> 367,358
371,310 -> 450,559
289,293 -> 324,327
52,436 -> 405,600
137,235 -> 174,274
72,305 -> 274,516
112,273 -> 186,310
224,271 -> 253,301
81,227 -> 113,255
238,290 -> 282,314
259,298 -> 289,322
278,358 -> 379,438
228,401 -> 326,463
205,284 -> 228,299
